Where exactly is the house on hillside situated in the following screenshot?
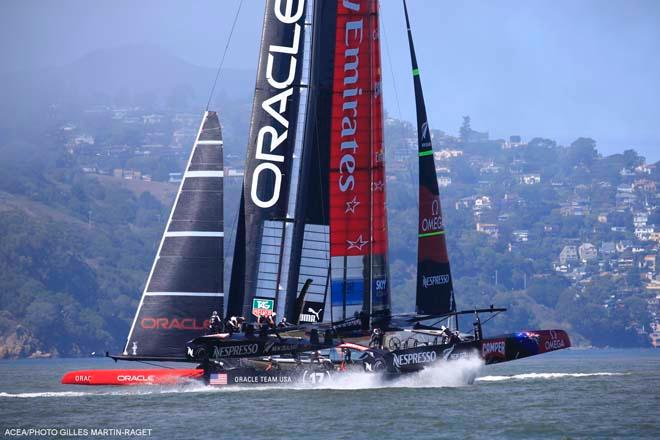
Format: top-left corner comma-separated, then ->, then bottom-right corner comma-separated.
559,246 -> 579,265
476,223 -> 499,238
512,230 -> 529,242
600,241 -> 616,256
519,173 -> 541,185
437,176 -> 452,187
578,243 -> 598,263
633,212 -> 649,228
635,226 -> 655,241
434,149 -> 463,160
474,196 -> 492,211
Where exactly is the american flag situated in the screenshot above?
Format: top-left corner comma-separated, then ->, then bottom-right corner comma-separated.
209,373 -> 228,385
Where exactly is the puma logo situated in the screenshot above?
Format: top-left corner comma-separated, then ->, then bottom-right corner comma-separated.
308,307 -> 323,321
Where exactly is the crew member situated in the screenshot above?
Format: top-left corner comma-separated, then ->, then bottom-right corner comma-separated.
340,347 -> 351,371
209,311 -> 222,334
277,317 -> 288,328
441,326 -> 460,344
267,313 -> 277,329
369,328 -> 384,349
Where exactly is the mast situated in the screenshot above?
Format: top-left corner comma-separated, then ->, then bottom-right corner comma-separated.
329,0 -> 390,326
228,0 -> 310,320
403,0 -> 456,316
124,111 -> 224,358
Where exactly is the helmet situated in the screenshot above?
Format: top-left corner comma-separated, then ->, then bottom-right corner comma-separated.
212,311 -> 218,315
373,328 -> 381,335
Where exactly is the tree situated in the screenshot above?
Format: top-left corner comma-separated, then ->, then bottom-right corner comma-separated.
459,116 -> 471,142
567,137 -> 598,166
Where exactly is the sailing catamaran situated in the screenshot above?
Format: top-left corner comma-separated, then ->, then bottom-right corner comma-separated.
62,0 -> 569,387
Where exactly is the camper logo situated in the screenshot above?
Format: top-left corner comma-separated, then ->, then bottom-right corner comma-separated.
481,339 -> 506,360
252,298 -> 275,318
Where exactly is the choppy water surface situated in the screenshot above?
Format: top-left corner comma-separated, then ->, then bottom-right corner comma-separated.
1,349 -> 658,439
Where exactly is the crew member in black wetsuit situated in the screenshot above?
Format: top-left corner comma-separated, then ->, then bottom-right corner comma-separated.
442,327 -> 460,344
369,328 -> 384,349
209,311 -> 223,334
226,316 -> 238,335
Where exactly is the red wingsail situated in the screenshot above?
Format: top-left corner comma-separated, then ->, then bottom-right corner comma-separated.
329,0 -> 390,323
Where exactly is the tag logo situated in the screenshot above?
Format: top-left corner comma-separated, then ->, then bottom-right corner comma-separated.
252,298 -> 275,318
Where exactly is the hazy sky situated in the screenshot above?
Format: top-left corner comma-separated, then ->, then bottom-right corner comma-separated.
1,0 -> 659,160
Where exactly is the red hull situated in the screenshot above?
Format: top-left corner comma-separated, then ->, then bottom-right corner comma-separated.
61,368 -> 204,386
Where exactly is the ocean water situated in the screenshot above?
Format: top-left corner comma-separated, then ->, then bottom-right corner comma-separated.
0,349 -> 658,439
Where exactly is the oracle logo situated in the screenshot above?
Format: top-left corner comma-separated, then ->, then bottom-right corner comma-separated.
140,317 -> 208,330
117,375 -> 155,382
250,0 -> 305,209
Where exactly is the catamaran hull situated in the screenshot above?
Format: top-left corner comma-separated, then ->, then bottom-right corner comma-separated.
383,329 -> 571,373
61,368 -> 204,386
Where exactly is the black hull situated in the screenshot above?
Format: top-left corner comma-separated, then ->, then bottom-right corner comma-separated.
201,329 -> 571,386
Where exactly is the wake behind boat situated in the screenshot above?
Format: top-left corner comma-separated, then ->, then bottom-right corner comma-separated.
62,0 -> 570,388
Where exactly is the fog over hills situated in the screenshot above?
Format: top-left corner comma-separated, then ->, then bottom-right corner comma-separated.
0,43 -> 254,135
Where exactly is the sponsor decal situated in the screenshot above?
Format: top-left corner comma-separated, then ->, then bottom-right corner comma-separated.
264,341 -> 299,354
233,375 -> 293,384
481,339 -> 506,359
333,317 -> 362,330
117,374 -> 155,382
393,350 -> 437,368
212,343 -> 259,359
250,0 -> 305,209
336,11 -> 364,196
140,317 -> 207,330
75,375 -> 92,383
300,306 -> 323,323
420,199 -> 443,233
446,350 -> 474,361
330,0 -> 387,259
422,274 -> 450,288
372,277 -> 388,307
544,330 -> 566,351
252,298 -> 275,318
421,121 -> 431,147
131,341 -> 138,356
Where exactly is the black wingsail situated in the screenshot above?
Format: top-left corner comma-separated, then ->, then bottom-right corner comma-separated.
123,111 -> 224,359
228,0 -> 309,320
404,1 -> 455,315
283,0 -> 336,325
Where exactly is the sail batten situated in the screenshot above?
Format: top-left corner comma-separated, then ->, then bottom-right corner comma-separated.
403,0 -> 455,315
